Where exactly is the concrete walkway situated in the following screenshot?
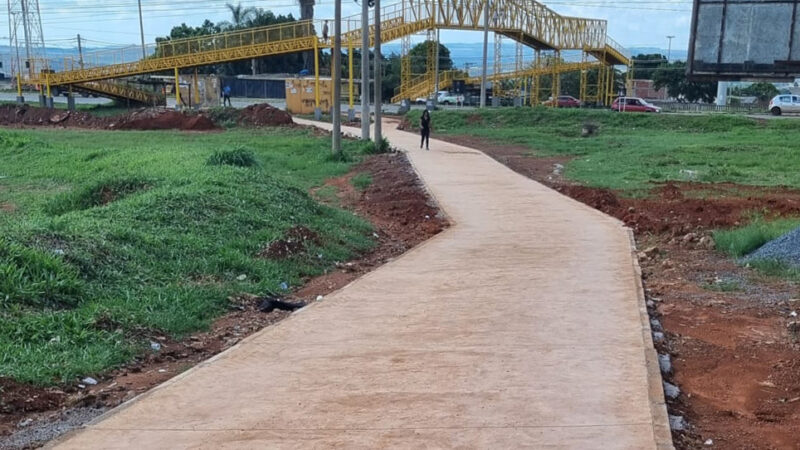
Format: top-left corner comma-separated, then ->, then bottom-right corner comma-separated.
51,121 -> 672,449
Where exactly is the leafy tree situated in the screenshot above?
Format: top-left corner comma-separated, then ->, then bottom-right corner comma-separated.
740,82 -> 779,102
652,61 -> 717,103
154,8 -> 304,75
631,53 -> 668,80
408,42 -> 453,74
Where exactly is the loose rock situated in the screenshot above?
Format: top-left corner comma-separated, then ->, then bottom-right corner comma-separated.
669,414 -> 688,431
658,354 -> 672,374
663,381 -> 680,399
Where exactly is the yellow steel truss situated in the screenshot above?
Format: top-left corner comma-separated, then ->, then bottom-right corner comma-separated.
73,81 -> 165,106
32,0 -> 630,93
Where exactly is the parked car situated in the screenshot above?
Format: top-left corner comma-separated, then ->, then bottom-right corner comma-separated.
611,97 -> 661,113
543,95 -> 582,108
436,91 -> 461,105
768,94 -> 800,115
415,97 -> 429,105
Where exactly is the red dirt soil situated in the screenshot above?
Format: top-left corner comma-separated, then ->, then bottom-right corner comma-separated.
237,103 -> 294,127
111,109 -> 218,131
0,105 -> 222,131
440,134 -> 800,450
0,151 -> 447,448
0,103 -> 299,132
258,226 -> 321,259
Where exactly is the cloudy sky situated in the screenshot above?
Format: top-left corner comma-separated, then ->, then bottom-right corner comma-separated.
3,0 -> 693,51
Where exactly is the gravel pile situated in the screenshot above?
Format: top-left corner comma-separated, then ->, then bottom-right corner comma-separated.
743,225 -> 800,266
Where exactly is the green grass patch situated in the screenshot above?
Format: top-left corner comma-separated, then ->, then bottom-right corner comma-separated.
700,279 -> 743,292
351,173 -> 373,191
206,147 -> 260,167
714,217 -> 800,257
746,259 -> 800,281
411,108 -> 800,192
0,127 -> 373,384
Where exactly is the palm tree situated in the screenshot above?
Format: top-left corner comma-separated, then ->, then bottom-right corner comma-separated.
224,3 -> 257,74
225,2 -> 256,29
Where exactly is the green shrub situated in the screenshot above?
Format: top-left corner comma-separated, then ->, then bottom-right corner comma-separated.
714,217 -> 800,257
0,238 -> 83,309
351,172 -> 373,191
46,177 -> 150,215
206,147 -> 259,167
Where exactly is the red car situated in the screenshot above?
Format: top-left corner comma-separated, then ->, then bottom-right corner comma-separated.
543,95 -> 582,108
611,97 -> 662,113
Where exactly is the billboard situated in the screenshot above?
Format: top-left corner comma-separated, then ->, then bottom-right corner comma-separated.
688,0 -> 800,79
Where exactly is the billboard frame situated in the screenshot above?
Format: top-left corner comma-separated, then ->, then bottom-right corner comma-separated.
688,0 -> 800,80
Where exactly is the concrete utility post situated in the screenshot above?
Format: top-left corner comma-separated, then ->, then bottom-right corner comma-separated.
360,0 -> 370,140
138,0 -> 146,59
433,29 -> 440,104
373,0 -> 382,145
77,33 -> 84,69
480,1 -> 489,108
332,0 -> 342,154
666,35 -> 675,62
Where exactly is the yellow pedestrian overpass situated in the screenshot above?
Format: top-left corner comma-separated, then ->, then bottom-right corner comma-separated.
27,0 -> 630,105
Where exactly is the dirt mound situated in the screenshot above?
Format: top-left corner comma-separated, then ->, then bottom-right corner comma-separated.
0,105 -> 219,131
0,105 -> 106,128
237,103 -> 293,127
259,226 -> 321,259
0,378 -> 65,416
112,109 -> 218,131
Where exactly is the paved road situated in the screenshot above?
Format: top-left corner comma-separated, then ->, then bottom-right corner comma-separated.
50,120 -> 672,449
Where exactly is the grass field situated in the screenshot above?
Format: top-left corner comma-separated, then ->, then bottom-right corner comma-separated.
410,107 -> 800,275
410,108 -> 800,192
0,127 -> 374,384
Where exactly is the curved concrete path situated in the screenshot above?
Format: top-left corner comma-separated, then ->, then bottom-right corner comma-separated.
51,120 -> 671,449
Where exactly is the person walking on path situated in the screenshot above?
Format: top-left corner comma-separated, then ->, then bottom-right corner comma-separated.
222,85 -> 232,107
420,110 -> 431,150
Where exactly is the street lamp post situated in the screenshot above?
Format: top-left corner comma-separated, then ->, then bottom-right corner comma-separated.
332,0 -> 342,155
360,0 -> 370,140
480,1 -> 489,108
373,0 -> 382,145
138,0 -> 147,59
666,35 -> 675,62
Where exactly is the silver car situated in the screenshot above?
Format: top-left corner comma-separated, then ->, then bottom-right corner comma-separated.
768,94 -> 800,115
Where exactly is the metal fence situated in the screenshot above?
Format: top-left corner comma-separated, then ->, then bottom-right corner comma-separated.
220,77 -> 287,99
649,101 -> 765,114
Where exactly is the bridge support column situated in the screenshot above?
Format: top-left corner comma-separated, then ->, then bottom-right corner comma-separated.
348,42 -> 355,122
67,91 -> 76,111
174,68 -> 182,110
16,75 -> 24,104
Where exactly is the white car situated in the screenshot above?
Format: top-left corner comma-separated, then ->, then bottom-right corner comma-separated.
436,91 -> 463,105
768,94 -> 800,115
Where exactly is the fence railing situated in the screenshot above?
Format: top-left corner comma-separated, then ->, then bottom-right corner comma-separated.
649,101 -> 765,114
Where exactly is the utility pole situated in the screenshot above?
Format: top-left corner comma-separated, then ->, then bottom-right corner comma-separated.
480,0 -> 489,108
138,0 -> 146,59
433,29 -> 440,103
360,0 -> 369,140
77,33 -> 84,69
373,0 -> 382,145
666,35 -> 675,62
332,0 -> 342,154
